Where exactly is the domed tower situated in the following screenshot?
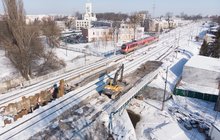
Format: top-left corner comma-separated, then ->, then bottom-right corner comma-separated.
84,1 -> 97,21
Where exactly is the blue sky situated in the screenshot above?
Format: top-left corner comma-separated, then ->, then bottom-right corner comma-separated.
0,0 -> 219,16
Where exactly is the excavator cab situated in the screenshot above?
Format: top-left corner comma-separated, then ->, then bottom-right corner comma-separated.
103,64 -> 125,99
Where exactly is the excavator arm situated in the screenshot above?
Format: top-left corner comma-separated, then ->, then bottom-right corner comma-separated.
112,64 -> 124,86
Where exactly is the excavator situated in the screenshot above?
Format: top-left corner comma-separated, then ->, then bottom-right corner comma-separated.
103,64 -> 127,99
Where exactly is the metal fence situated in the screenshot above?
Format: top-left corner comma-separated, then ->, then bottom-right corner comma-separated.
60,46 -> 120,57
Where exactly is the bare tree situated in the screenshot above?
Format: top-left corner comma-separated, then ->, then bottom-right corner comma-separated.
75,11 -> 82,20
129,13 -> 142,40
165,12 -> 173,29
96,12 -> 129,21
65,18 -> 74,29
41,17 -> 61,48
38,50 -> 66,76
0,0 -> 66,80
0,0 -> 44,80
112,21 -> 120,43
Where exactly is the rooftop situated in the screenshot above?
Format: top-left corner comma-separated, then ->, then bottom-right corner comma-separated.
185,55 -> 220,73
177,81 -> 219,95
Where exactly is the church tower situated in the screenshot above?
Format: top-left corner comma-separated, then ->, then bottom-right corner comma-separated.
75,1 -> 97,30
83,1 -> 96,21
85,3 -> 92,15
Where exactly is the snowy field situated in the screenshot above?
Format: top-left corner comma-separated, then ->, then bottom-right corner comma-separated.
54,47 -> 102,70
149,22 -> 203,93
0,50 -> 19,81
127,96 -> 220,140
0,40 -> 119,81
65,41 -> 120,53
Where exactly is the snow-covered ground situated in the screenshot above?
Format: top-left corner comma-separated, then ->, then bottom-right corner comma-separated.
149,22 -> 203,93
54,47 -> 102,70
127,96 -> 220,140
109,22 -> 220,140
0,50 -> 19,81
65,41 -> 119,53
0,40 -> 118,81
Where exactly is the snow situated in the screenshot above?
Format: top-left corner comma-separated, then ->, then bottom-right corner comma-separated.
126,22 -> 220,140
198,28 -> 208,39
177,81 -> 219,95
0,50 -> 19,81
54,47 -> 102,69
0,39 -> 117,83
75,108 -> 84,115
170,58 -> 188,77
213,122 -> 220,131
0,116 -> 4,127
211,29 -> 218,32
66,41 -> 120,53
31,22 -> 219,139
150,123 -> 189,140
148,22 -> 204,93
127,96 -> 220,140
185,55 -> 220,73
111,110 -> 137,140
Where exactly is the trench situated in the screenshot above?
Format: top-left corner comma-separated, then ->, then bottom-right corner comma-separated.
127,110 -> 141,128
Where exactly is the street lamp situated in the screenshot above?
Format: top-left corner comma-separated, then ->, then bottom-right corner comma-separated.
114,28 -> 119,56
161,66 -> 169,111
82,48 -> 87,65
65,37 -> 68,56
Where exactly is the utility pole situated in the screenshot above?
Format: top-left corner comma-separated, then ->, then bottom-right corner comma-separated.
65,37 -> 68,56
152,1 -> 156,18
83,48 -> 86,65
114,28 -> 117,55
162,66 -> 168,111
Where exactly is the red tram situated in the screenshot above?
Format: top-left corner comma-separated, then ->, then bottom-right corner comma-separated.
120,36 -> 159,54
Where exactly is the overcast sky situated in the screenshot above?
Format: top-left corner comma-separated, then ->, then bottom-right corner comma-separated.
0,0 -> 219,16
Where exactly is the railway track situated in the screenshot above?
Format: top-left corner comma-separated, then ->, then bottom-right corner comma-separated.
0,28 -> 176,108
0,55 -> 124,107
0,21 -> 192,107
0,23 -> 197,139
0,36 -> 180,139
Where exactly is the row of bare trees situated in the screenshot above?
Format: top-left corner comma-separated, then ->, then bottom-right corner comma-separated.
129,13 -> 143,40
110,12 -> 144,43
0,0 -> 64,80
41,17 -> 61,47
96,12 -> 129,21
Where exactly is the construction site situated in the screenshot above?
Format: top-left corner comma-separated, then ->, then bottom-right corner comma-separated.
22,61 -> 162,139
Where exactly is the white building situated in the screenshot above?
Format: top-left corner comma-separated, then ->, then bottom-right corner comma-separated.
118,23 -> 144,43
175,55 -> 220,102
182,55 -> 220,89
82,27 -> 112,42
145,18 -> 183,32
26,15 -> 51,24
75,2 -> 97,30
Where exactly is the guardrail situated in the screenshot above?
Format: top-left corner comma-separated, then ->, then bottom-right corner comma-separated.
60,46 -> 120,57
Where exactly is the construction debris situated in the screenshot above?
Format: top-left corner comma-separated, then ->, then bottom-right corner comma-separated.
168,106 -> 212,136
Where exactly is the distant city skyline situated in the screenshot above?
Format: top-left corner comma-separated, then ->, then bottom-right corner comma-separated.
0,0 -> 219,16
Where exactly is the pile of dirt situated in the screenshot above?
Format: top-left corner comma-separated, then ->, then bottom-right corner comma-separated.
123,61 -> 163,94
130,61 -> 162,79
